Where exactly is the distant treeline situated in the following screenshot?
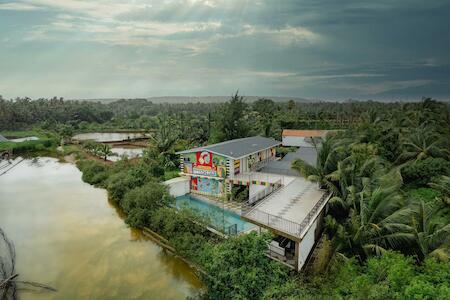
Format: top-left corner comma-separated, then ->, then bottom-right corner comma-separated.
1,95 -> 448,139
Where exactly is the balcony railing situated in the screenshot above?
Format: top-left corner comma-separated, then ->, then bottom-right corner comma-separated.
243,191 -> 331,238
247,179 -> 282,205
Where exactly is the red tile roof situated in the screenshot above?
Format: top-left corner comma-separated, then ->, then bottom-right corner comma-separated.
282,129 -> 328,137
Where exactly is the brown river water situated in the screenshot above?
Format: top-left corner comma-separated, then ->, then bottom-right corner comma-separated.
0,157 -> 202,300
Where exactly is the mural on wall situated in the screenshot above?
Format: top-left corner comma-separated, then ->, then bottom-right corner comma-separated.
191,177 -> 224,195
248,148 -> 276,170
234,159 -> 240,175
183,151 -> 227,178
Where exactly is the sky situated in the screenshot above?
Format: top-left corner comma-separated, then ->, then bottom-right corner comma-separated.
0,0 -> 449,101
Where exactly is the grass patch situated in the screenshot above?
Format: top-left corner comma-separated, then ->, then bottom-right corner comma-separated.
0,129 -> 48,139
0,139 -> 57,154
163,169 -> 180,181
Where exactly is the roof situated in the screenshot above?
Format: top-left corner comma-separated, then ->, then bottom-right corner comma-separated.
260,147 -> 318,176
0,134 -> 8,142
282,129 -> 328,137
176,136 -> 281,159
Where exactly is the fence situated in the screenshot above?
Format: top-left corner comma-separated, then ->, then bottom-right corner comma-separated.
297,192 -> 330,237
244,191 -> 331,238
247,179 -> 282,205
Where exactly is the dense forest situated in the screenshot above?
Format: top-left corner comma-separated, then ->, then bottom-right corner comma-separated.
1,95 -> 450,299
0,94 -> 402,138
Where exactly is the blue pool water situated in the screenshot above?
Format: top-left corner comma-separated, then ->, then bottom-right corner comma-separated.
175,194 -> 256,234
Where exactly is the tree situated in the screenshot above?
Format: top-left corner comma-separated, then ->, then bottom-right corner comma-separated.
147,114 -> 179,169
253,98 -> 276,137
429,175 -> 450,205
96,143 -> 113,161
122,182 -> 173,227
393,201 -> 450,262
56,124 -> 73,146
291,136 -> 339,193
198,233 -> 288,300
332,171 -> 413,259
215,92 -> 250,141
397,128 -> 448,163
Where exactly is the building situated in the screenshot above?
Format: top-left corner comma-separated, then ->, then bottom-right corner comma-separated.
176,136 -> 281,198
282,129 -> 328,147
174,135 -> 331,271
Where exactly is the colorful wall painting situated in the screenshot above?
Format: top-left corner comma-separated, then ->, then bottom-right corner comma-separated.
234,159 -> 240,175
183,151 -> 227,178
191,177 -> 224,195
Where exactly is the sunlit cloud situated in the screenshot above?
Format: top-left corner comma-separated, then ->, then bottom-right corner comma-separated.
0,0 -> 448,100
0,2 -> 41,10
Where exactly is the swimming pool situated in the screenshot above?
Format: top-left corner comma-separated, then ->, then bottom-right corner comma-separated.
175,194 -> 256,234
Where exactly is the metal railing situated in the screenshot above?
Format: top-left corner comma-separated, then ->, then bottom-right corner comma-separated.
229,172 -> 287,186
297,192 -> 331,236
247,179 -> 282,205
244,209 -> 304,237
244,191 -> 331,238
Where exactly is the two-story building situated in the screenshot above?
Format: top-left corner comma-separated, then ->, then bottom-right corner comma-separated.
173,135 -> 332,272
176,136 -> 281,198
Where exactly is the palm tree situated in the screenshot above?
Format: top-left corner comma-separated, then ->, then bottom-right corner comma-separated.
429,175 -> 450,205
397,128 -> 448,163
149,115 -> 179,155
333,171 -> 414,260
291,136 -> 340,194
96,144 -> 113,161
389,201 -> 450,262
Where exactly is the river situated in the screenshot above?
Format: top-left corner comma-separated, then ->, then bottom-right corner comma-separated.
0,157 -> 202,299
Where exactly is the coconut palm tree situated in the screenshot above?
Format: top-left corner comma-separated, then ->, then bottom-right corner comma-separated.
333,171 -> 414,260
388,201 -> 450,262
96,144 -> 113,161
429,175 -> 450,205
397,128 -> 448,163
291,136 -> 340,194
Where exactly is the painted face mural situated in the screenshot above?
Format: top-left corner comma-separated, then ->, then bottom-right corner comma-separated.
196,151 -> 212,167
187,151 -> 227,178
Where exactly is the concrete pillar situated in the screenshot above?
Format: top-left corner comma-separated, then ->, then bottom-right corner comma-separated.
295,240 -> 300,271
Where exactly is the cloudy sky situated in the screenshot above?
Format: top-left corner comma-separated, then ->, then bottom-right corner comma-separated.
1,0 -> 449,101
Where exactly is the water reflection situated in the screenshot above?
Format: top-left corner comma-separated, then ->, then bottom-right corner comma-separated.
72,132 -> 147,143
0,157 -> 201,300
109,147 -> 144,162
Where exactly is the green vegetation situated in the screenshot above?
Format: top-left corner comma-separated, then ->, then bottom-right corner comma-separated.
2,95 -> 450,299
0,139 -> 56,154
83,141 -> 113,161
264,252 -> 450,299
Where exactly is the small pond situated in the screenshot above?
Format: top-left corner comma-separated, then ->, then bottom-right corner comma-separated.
72,132 -> 148,143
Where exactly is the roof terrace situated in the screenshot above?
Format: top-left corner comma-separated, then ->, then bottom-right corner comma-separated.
242,177 -> 331,240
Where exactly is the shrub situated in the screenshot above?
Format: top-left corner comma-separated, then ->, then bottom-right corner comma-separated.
407,188 -> 442,204
77,160 -> 109,186
122,182 -> 172,227
199,233 -> 288,300
402,157 -> 450,186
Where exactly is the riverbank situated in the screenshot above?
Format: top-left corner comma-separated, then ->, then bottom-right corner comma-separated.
0,157 -> 202,299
